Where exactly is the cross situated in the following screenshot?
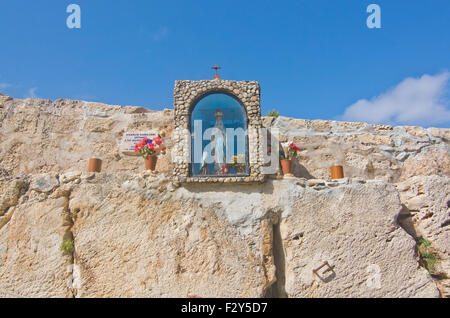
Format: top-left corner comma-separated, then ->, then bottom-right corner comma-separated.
211,64 -> 222,80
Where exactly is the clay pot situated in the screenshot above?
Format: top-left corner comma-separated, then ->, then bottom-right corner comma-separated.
145,155 -> 158,171
280,159 -> 292,175
331,165 -> 344,179
88,158 -> 102,173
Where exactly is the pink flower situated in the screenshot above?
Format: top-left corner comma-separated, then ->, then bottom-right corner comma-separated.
134,138 -> 149,152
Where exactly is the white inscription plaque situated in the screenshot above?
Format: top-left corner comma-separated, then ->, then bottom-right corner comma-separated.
120,132 -> 158,155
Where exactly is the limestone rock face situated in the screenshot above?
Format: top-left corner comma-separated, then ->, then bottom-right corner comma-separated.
397,176 -> 450,296
280,181 -> 439,298
0,96 -> 174,177
267,117 -> 449,182
0,178 -> 28,216
400,149 -> 450,181
0,94 -> 447,298
68,174 -> 266,298
0,196 -> 73,298
0,172 -> 441,298
1,94 -> 448,183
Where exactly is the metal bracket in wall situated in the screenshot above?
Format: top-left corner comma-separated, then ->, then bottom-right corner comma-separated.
312,261 -> 336,283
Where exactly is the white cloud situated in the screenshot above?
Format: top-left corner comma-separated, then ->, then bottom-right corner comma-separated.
340,72 -> 450,126
0,76 -> 11,91
25,87 -> 39,99
152,26 -> 169,41
0,82 -> 11,90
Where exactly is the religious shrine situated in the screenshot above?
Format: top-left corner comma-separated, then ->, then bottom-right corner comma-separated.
172,65 -> 266,183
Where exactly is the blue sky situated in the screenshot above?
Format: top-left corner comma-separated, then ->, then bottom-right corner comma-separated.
1,0 -> 449,127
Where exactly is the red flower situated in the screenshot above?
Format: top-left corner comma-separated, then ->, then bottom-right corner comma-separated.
289,143 -> 301,152
153,137 -> 162,145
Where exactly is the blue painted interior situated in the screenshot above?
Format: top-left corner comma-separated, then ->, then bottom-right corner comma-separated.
191,93 -> 249,177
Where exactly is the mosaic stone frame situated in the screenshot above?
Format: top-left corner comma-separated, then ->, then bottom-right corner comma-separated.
172,80 -> 265,183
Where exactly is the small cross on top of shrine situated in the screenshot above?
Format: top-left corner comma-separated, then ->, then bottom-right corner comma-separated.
211,64 -> 222,80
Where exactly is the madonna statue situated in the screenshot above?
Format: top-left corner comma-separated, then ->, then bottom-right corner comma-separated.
211,109 -> 227,174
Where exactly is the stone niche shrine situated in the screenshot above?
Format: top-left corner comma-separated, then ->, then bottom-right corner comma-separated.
172,69 -> 266,183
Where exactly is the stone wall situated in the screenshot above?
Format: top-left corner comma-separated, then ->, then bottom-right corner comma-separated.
0,172 -> 441,297
397,176 -> 450,297
0,93 -> 448,182
0,94 -> 174,177
264,116 -> 450,183
0,92 -> 449,297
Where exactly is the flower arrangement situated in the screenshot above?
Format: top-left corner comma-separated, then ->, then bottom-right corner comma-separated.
134,137 -> 165,158
281,143 -> 302,160
279,143 -> 301,176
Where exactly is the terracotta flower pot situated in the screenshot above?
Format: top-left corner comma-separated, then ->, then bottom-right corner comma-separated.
331,165 -> 344,179
144,155 -> 158,171
280,159 -> 292,175
88,158 -> 102,173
